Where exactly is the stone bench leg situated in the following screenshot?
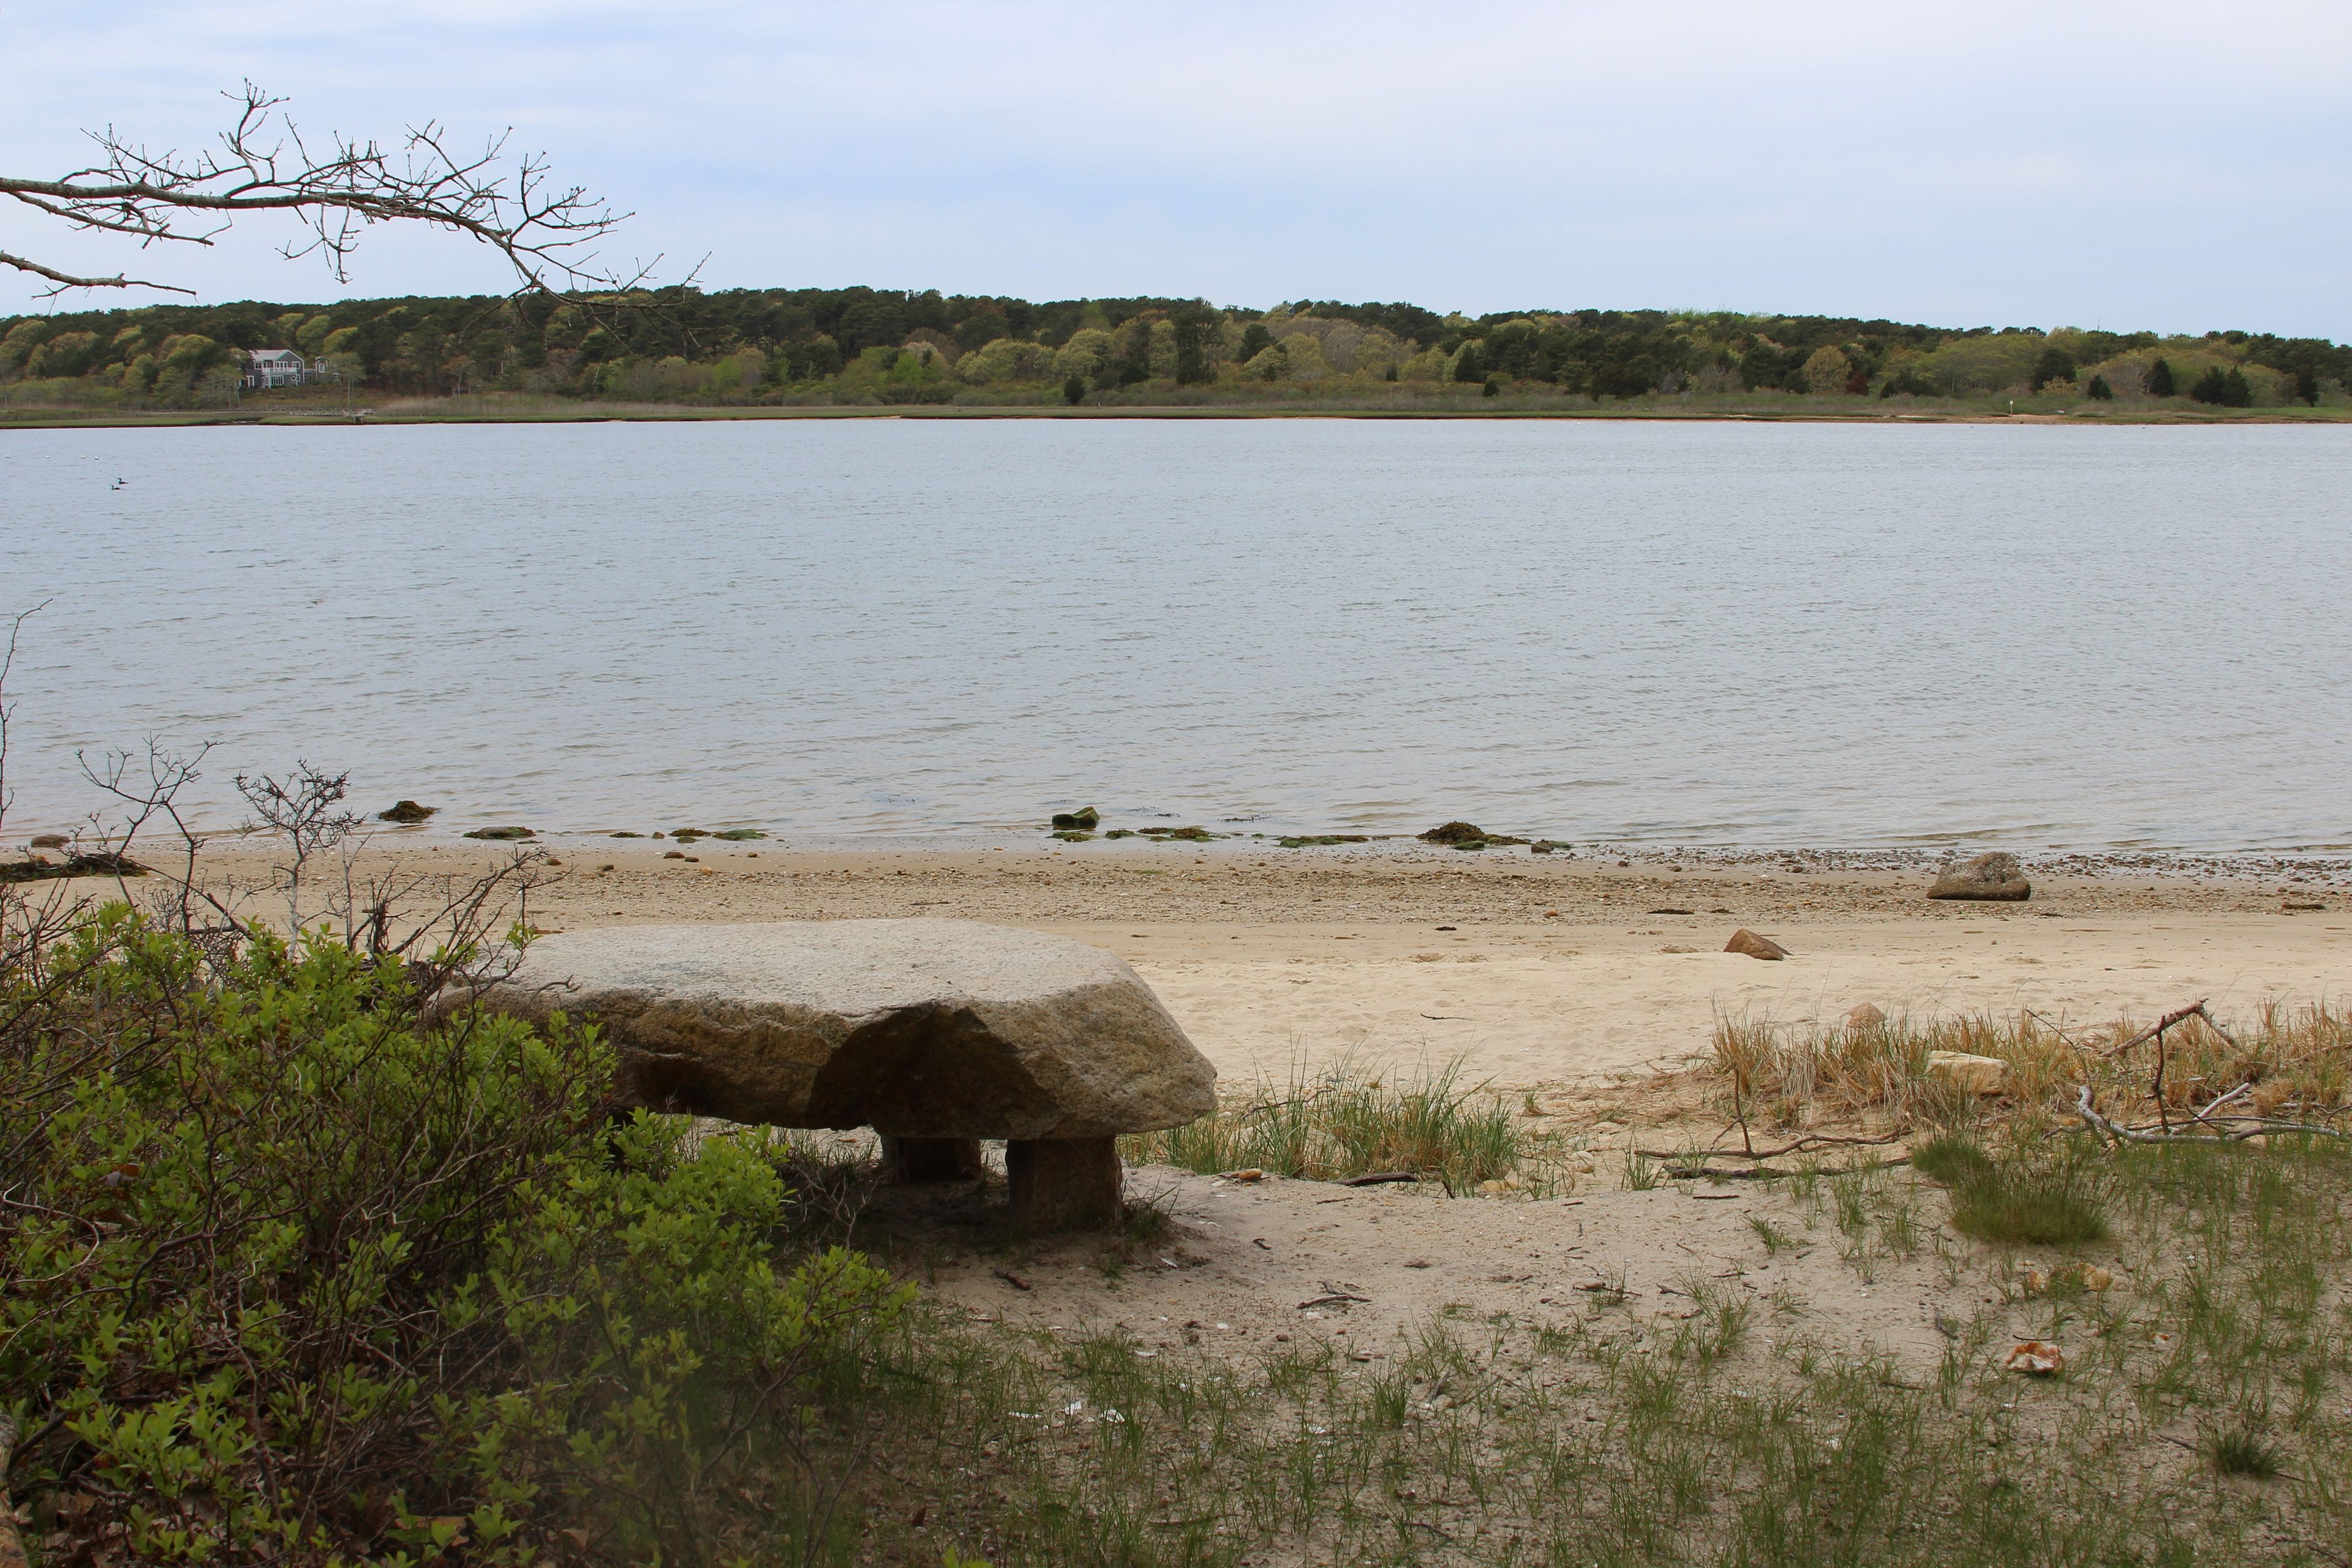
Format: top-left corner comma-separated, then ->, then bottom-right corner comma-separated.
1006,1137 -> 1123,1229
881,1136 -> 984,1183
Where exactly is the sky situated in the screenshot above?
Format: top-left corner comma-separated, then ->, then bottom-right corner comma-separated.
4,0 -> 2350,336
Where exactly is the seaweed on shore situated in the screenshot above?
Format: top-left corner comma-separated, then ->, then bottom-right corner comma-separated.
0,852 -> 146,883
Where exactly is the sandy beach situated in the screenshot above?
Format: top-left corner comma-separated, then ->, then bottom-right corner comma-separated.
174,837 -> 2350,1093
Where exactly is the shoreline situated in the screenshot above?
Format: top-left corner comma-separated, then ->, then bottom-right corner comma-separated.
25,818 -> 2352,878
23,821 -> 2352,881
7,402 -> 2352,431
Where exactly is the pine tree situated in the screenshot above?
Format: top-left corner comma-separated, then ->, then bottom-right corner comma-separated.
1062,375 -> 1086,405
2029,346 -> 2076,393
1172,316 -> 1211,385
2190,367 -> 2229,404
2146,357 -> 2176,397
2087,374 -> 2113,400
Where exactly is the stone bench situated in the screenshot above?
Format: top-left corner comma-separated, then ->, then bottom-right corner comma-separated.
475,918 -> 1216,1227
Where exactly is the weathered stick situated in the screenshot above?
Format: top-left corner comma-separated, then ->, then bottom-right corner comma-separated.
1663,1156 -> 1913,1182
1636,1127 -> 1910,1161
2100,999 -> 2214,1058
2072,1084 -> 2351,1145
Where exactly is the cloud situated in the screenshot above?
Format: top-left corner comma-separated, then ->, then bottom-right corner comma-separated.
3,0 -> 2346,333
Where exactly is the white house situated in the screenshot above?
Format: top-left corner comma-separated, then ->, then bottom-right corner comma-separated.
240,349 -> 340,390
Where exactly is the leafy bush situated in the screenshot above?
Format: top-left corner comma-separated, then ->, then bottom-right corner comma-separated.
1,911 -> 908,1566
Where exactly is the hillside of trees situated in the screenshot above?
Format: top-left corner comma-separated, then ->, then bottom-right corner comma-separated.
4,285 -> 2346,412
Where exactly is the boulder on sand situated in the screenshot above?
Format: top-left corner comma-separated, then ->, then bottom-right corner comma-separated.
1928,1050 -> 2007,1096
474,918 -> 1215,1228
1929,851 -> 2031,902
1725,928 -> 1790,960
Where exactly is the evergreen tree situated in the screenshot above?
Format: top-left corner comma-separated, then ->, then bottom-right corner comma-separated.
1172,315 -> 1212,385
2146,357 -> 2176,397
2087,374 -> 2113,400
2222,368 -> 2253,407
2189,366 -> 2229,404
1235,322 -> 1274,363
2296,368 -> 2320,405
1452,340 -> 1485,382
1062,374 -> 1086,405
2029,346 -> 2076,392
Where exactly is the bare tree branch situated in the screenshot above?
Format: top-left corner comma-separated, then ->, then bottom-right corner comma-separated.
0,601 -> 49,834
2,81 -> 647,301
0,249 -> 193,297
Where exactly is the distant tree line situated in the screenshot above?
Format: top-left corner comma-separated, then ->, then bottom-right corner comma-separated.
3,285 -> 2345,410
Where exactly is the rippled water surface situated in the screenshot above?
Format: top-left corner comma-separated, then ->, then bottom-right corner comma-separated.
3,418 -> 2348,849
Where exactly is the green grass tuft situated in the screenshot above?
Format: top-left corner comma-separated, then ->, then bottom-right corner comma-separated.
1912,1132 -> 1996,1185
2207,1423 -> 2283,1478
1121,1056 -> 1554,1194
1947,1150 -> 2110,1245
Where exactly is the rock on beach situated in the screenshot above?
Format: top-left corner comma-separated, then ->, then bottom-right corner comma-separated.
1929,851 -> 2032,902
1928,1050 -> 2007,1096
480,918 -> 1216,1141
1724,928 -> 1790,960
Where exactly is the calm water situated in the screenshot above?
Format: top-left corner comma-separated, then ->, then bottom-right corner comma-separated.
2,419 -> 2348,850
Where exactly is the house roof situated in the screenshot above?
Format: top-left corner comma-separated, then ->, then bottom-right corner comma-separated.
247,348 -> 304,363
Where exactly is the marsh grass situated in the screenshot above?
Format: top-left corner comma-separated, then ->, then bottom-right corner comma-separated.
838,1136 -> 2352,1566
1121,1056 -> 1563,1195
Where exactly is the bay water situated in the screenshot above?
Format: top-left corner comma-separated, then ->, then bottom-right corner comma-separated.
3,417 -> 2346,850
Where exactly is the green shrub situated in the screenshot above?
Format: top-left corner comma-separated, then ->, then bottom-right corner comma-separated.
1,910 -> 908,1565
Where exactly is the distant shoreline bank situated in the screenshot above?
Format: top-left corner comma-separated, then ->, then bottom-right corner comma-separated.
7,401 -> 2352,431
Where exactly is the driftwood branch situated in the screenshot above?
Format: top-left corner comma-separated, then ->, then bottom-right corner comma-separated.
2071,1084 -> 2350,1145
2101,998 -> 2224,1058
1635,1126 -> 1911,1161
1662,1156 -> 1913,1182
